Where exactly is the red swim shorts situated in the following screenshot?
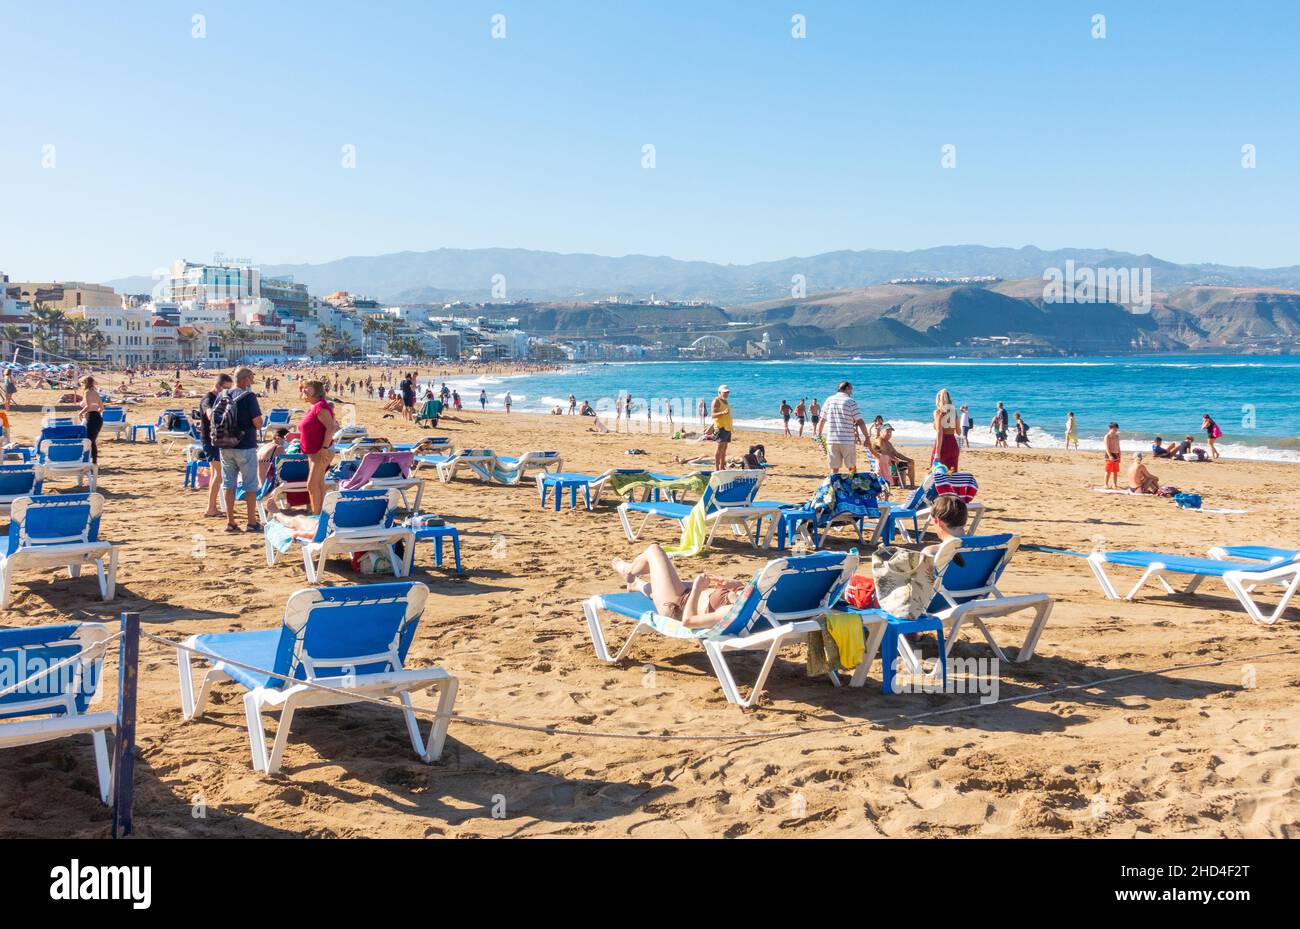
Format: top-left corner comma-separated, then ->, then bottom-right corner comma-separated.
1104,458 -> 1120,474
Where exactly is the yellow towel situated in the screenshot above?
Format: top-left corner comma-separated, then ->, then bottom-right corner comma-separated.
665,500 -> 708,558
823,610 -> 865,670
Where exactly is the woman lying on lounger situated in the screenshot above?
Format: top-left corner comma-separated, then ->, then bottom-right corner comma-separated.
612,544 -> 748,627
269,511 -> 321,541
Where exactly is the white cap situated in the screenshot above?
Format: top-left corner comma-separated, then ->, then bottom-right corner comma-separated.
718,384 -> 730,393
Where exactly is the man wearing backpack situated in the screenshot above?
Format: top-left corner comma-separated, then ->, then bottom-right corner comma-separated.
213,367 -> 264,533
199,372 -> 234,519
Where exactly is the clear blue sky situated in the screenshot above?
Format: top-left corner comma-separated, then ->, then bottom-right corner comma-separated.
2,0 -> 1297,282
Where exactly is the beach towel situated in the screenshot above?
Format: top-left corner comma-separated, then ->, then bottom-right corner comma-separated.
806,610 -> 865,676
609,470 -> 709,500
924,469 -> 978,503
806,471 -> 887,535
664,499 -> 709,558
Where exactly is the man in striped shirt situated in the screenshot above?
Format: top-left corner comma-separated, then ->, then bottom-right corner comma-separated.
815,381 -> 869,473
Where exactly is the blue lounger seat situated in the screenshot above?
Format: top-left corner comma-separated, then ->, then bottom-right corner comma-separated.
1088,548 -> 1300,625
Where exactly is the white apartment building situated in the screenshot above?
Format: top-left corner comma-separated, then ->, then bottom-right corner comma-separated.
70,305 -> 156,367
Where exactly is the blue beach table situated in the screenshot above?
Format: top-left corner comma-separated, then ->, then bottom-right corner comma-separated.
414,524 -> 463,573
538,472 -> 595,511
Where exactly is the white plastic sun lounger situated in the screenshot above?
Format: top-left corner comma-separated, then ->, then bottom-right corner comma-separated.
1088,547 -> 1300,625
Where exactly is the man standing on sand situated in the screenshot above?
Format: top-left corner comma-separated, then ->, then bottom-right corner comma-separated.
1104,421 -> 1122,489
218,367 -> 264,533
199,372 -> 234,519
711,385 -> 733,470
816,381 -> 869,474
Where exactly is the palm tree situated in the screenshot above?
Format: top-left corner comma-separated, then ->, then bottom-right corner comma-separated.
316,324 -> 339,359
223,321 -> 248,362
1,324 -> 24,362
177,328 -> 200,364
362,316 -> 381,356
86,330 -> 109,363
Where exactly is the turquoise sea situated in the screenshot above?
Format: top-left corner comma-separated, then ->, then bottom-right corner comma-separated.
437,355 -> 1300,463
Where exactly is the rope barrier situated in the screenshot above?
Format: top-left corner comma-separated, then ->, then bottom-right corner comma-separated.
134,627 -> 1300,745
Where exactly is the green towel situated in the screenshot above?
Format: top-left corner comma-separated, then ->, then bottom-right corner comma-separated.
609,471 -> 709,500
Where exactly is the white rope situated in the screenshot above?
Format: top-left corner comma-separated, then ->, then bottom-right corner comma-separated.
136,628 -> 1300,745
0,630 -> 122,700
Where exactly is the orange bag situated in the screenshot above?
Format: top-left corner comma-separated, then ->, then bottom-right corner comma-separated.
844,574 -> 877,609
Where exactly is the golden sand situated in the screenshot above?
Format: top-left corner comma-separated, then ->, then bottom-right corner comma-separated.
1,375 -> 1297,838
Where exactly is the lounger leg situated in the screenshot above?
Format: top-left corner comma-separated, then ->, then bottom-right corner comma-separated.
705,636 -> 788,708
1087,554 -> 1122,599
1017,600 -> 1054,661
702,641 -> 745,705
1,560 -> 13,610
92,729 -> 112,804
969,617 -> 1009,663
582,598 -> 614,662
264,701 -> 296,775
244,692 -> 271,773
407,675 -> 459,763
1224,568 -> 1300,626
848,618 -> 889,688
618,505 -> 636,542
1125,564 -> 1165,600
100,550 -> 118,601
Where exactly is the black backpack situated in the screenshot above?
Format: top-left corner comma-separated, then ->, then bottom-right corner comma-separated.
210,388 -> 247,448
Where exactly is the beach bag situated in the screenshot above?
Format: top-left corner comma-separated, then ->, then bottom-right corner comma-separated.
209,388 -> 247,448
163,411 -> 187,432
1173,492 -> 1202,509
1211,424 -> 1222,439
843,574 -> 878,610
871,547 -> 935,619
351,551 -> 394,575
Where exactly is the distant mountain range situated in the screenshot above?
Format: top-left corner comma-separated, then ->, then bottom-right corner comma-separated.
104,244 -> 1300,307
728,282 -> 1300,352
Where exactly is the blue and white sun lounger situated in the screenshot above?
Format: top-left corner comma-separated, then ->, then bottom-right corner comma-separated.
489,450 -> 564,485
1088,547 -> 1300,625
1208,545 -> 1298,564
259,407 -> 295,440
910,533 -> 1051,664
434,448 -> 497,483
876,485 -> 988,544
0,623 -> 115,802
176,582 -> 458,774
37,438 -> 97,492
618,469 -> 780,549
266,488 -> 414,584
156,409 -> 197,443
0,493 -> 119,609
583,551 -> 858,707
0,464 -> 43,517
99,406 -> 129,441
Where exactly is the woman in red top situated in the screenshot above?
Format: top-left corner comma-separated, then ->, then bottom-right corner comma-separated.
299,380 -> 338,514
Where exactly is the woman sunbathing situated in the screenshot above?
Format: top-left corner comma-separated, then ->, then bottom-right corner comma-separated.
270,511 -> 321,541
612,544 -> 748,628
1128,453 -> 1160,494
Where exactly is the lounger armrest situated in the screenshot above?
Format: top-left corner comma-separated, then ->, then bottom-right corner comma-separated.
0,710 -> 116,749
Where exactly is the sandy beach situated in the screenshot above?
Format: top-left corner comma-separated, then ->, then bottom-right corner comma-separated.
2,375 -> 1298,839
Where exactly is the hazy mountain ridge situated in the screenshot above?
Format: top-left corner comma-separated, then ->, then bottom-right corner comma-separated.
104,244 -> 1300,307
